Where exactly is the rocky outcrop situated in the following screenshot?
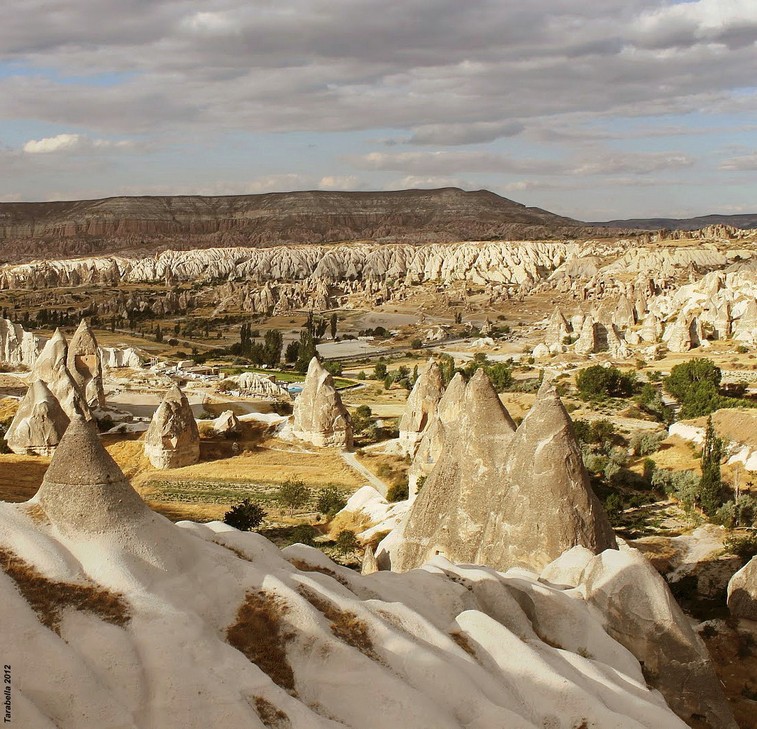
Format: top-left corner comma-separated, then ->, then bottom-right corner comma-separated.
0,318 -> 41,368
30,328 -> 90,419
292,358 -> 352,448
144,385 -> 200,469
99,346 -> 142,369
475,382 -> 616,571
573,315 -> 598,355
578,548 -> 738,729
5,380 -> 69,456
66,319 -> 106,408
393,369 -> 517,571
407,372 -> 466,499
544,306 -> 571,351
213,410 -> 240,436
37,415 -> 154,533
727,557 -> 757,620
361,547 -> 379,575
398,359 -> 444,456
234,371 -> 290,399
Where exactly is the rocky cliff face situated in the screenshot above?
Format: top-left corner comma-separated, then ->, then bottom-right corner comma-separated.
398,359 -> 444,456
0,188 -> 602,261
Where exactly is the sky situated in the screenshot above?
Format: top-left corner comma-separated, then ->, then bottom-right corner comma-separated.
0,0 -> 755,220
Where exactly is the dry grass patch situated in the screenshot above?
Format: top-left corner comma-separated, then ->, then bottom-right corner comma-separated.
0,546 -> 130,634
355,452 -> 408,489
0,453 -> 51,502
253,696 -> 291,729
326,510 -> 372,540
226,590 -> 296,693
450,631 -> 477,658
288,558 -> 351,588
298,585 -> 379,662
138,446 -> 360,489
0,396 -> 19,422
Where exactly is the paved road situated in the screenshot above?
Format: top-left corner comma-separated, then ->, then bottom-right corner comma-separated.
340,451 -> 388,497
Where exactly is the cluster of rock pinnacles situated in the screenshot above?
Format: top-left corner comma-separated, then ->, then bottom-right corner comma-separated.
17,354 -> 744,729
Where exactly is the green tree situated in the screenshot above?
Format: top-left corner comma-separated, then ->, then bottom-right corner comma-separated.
316,486 -> 347,517
224,499 -> 266,531
373,362 -> 387,380
664,358 -> 721,418
263,329 -> 283,367
699,416 -> 724,516
330,312 -> 338,339
295,330 -> 318,373
277,478 -> 311,514
285,340 -> 300,363
576,365 -> 636,399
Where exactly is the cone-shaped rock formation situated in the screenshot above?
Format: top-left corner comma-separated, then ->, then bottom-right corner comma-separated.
30,328 -> 90,419
407,371 -> 466,500
37,416 -> 152,533
144,385 -> 200,469
292,357 -> 352,448
393,368 -> 516,571
5,380 -> 69,456
398,359 -> 444,455
66,319 -> 106,408
475,381 -> 617,571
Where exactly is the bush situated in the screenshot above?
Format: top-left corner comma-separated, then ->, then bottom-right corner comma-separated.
664,358 -> 721,418
224,499 -> 267,531
576,365 -> 636,400
630,430 -> 666,456
277,478 -> 311,514
334,530 -> 360,554
386,481 -> 409,502
288,524 -> 319,546
410,338 -> 423,349
723,533 -> 757,560
316,486 -> 347,517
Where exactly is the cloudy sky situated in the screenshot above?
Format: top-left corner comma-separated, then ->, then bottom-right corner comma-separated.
0,0 -> 755,219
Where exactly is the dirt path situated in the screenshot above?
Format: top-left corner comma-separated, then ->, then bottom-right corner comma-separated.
340,451 -> 388,497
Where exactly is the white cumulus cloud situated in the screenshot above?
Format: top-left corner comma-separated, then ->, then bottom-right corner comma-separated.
23,133 -> 82,154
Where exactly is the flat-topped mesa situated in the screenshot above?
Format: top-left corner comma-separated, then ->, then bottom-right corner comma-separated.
398,358 -> 444,456
407,371 -> 466,500
475,381 -> 617,572
5,380 -> 69,456
393,368 -> 517,571
0,318 -> 42,368
36,416 -> 152,533
292,357 -> 353,448
30,328 -> 90,419
66,319 -> 106,409
143,385 -> 200,469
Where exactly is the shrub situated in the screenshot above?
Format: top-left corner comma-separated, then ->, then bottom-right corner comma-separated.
224,499 -> 267,531
411,338 -> 423,349
334,530 -> 360,555
277,478 -> 311,514
630,430 -> 666,456
288,524 -> 319,546
387,481 -> 409,502
576,365 -> 636,400
723,533 -> 757,560
316,486 -> 347,517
